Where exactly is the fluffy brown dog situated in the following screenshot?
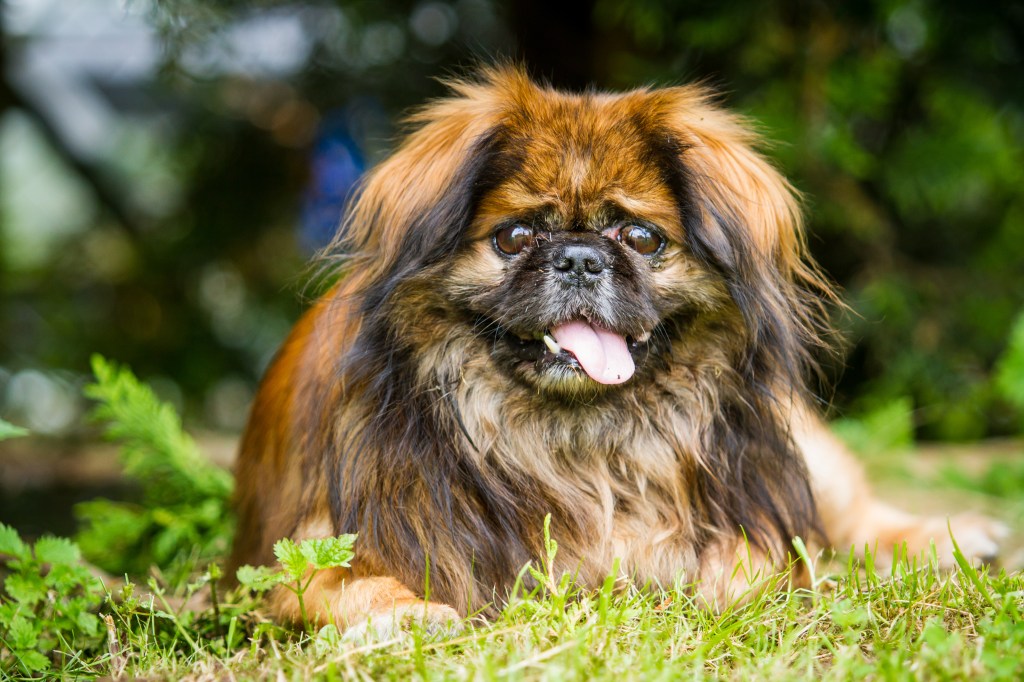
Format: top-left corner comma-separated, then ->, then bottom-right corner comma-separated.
229,67 -> 1005,634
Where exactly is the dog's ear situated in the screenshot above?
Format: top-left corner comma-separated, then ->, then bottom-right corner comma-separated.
327,66 -> 534,294
653,87 -> 816,283
651,87 -> 836,381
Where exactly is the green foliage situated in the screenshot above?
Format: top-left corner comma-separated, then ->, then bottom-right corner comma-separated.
937,315 -> 1024,498
297,537 -> 356,572
0,418 -> 28,441
237,535 -> 356,633
0,524 -> 104,678
831,396 -> 916,456
235,564 -> 287,593
995,311 -> 1024,419
75,355 -> 234,581
84,354 -> 232,503
941,449 -> 1024,500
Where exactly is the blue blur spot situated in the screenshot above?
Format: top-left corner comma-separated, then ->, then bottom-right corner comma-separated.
300,114 -> 365,253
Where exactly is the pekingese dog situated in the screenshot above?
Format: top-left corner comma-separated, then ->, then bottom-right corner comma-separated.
229,66 -> 1006,633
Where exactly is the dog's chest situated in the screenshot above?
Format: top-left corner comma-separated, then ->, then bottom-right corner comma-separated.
463,381 -> 707,584
560,490 -> 701,589
553,439 -> 704,589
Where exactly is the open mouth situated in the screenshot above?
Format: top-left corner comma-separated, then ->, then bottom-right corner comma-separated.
501,321 -> 653,385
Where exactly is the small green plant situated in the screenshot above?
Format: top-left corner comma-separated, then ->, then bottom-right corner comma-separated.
75,355 -> 235,582
527,513 -> 568,598
0,524 -> 105,677
236,535 -> 357,633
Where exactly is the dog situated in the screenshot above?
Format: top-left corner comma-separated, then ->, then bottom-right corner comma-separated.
229,66 -> 1006,634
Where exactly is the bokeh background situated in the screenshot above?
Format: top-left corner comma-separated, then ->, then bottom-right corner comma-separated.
1,1 -> 1022,454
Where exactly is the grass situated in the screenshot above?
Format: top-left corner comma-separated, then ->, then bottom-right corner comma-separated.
4,360 -> 1024,680
57,547 -> 1024,680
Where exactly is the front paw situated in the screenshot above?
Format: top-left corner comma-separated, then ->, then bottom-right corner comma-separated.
898,512 -> 1009,568
342,600 -> 462,643
934,512 -> 1009,566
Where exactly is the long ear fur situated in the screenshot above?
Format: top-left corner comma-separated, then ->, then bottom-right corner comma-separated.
315,67 -> 554,612
650,87 -> 837,393
320,66 -> 539,295
630,87 -> 838,552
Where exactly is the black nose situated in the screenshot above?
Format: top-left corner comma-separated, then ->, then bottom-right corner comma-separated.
552,244 -> 606,285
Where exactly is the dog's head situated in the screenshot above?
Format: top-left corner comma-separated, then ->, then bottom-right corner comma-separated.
329,66 -> 831,403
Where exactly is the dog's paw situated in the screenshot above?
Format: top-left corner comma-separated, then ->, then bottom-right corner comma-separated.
901,512 -> 1009,568
341,601 -> 462,644
934,512 -> 1009,566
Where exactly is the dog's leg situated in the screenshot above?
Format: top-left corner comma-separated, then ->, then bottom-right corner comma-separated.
262,513 -> 461,638
696,536 -> 805,608
791,402 -> 1007,567
266,570 -> 461,639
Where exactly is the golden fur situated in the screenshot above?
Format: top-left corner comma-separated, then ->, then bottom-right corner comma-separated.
230,67 -> 1005,633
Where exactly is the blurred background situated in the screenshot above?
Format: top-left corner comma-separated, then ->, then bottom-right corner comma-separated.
1,1 -> 1023,536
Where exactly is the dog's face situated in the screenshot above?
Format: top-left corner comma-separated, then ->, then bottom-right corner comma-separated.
336,67 -> 827,407
448,105 -> 721,398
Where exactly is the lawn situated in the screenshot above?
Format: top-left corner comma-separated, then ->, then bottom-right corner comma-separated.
1,359 -> 1023,681
5,525 -> 1023,681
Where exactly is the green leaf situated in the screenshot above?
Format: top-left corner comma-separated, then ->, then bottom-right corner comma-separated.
314,624 -> 341,655
34,536 -> 81,566
85,355 -> 233,504
0,602 -> 15,628
44,563 -> 101,599
236,564 -> 287,592
152,523 -> 191,563
75,356 -> 236,577
948,524 -> 997,610
273,538 -> 308,581
8,615 -> 39,649
0,418 -> 28,441
298,535 -> 357,571
14,649 -> 51,673
0,523 -> 29,561
4,572 -> 47,605
75,611 -> 102,638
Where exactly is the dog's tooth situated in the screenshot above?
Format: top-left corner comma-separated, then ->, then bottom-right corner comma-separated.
542,334 -> 561,354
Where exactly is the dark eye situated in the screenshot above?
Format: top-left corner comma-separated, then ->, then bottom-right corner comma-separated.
618,225 -> 664,256
494,224 -> 535,255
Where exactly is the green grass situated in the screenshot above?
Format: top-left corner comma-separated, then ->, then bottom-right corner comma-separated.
4,357 -> 1024,680
27,550 -> 1024,681
6,506 -> 1024,680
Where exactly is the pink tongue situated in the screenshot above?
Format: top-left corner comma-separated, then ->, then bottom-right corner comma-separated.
549,321 -> 635,384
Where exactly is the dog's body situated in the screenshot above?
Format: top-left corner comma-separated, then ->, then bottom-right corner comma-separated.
229,68 -> 1004,633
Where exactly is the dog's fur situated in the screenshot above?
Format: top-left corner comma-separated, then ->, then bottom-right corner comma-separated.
229,67 -> 1005,634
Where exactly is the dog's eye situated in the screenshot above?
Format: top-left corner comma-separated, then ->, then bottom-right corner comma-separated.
494,224 -> 535,255
618,225 -> 664,256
